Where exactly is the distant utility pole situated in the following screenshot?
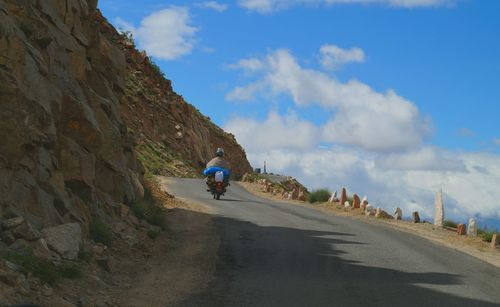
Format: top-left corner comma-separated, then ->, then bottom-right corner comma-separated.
264,161 -> 267,174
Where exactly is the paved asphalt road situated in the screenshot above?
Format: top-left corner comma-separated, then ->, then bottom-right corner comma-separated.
164,178 -> 500,307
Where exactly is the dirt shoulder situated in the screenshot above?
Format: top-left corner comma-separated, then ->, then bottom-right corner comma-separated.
237,181 -> 500,269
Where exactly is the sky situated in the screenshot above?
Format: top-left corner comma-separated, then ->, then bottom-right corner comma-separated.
99,0 -> 500,229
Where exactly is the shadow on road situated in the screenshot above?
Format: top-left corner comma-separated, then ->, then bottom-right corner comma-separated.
175,212 -> 498,307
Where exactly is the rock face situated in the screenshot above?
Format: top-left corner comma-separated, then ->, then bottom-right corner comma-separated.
112,21 -> 252,179
0,0 -> 143,231
412,212 -> 421,223
467,218 -> 477,237
42,223 -> 82,260
434,190 -> 444,227
393,208 -> 403,220
352,194 -> 360,209
0,0 -> 253,235
457,224 -> 466,235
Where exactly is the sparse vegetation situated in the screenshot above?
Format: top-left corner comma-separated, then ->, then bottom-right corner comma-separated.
90,218 -> 113,246
131,181 -> 166,229
444,220 -> 459,228
478,228 -> 497,243
78,249 -> 93,262
308,189 -> 331,204
4,249 -> 81,285
149,57 -> 165,77
147,229 -> 160,239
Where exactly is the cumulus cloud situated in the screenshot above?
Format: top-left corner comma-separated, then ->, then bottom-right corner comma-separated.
230,142 -> 500,223
238,0 -> 456,13
197,1 -> 229,12
225,111 -> 320,151
320,44 -> 365,70
227,58 -> 265,73
115,7 -> 198,60
227,48 -> 431,151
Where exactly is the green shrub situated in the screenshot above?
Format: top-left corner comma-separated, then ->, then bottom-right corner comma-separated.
147,229 -> 160,240
59,262 -> 82,279
444,220 -> 459,228
131,201 -> 147,220
90,219 -> 113,246
4,249 -> 81,285
78,249 -> 93,262
478,228 -> 497,243
308,189 -> 331,204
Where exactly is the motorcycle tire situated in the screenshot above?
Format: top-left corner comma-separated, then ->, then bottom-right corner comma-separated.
216,194 -> 221,200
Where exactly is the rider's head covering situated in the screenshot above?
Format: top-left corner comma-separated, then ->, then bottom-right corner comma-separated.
215,148 -> 225,157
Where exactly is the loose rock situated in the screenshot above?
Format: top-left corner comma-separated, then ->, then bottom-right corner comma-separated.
42,223 -> 82,260
344,201 -> 351,208
2,217 -> 25,230
12,221 -> 42,241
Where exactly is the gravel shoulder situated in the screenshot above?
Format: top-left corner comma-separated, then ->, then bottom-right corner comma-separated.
236,181 -> 500,269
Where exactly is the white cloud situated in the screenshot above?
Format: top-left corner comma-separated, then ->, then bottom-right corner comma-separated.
198,1 -> 229,12
227,58 -> 265,73
227,48 -> 431,151
238,0 -> 456,13
225,111 -> 320,151
115,7 -> 198,60
375,147 -> 466,171
320,44 -> 365,70
230,141 -> 500,224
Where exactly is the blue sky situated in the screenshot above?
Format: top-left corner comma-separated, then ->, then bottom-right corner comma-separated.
99,0 -> 500,228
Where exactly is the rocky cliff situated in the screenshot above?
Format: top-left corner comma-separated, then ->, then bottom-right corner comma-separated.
0,0 -> 252,234
95,14 -> 252,179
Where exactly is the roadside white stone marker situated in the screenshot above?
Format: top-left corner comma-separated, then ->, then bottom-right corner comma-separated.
434,190 -> 444,227
467,218 -> 477,237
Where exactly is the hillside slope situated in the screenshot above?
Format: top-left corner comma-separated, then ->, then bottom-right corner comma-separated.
96,14 -> 252,179
0,0 -> 252,233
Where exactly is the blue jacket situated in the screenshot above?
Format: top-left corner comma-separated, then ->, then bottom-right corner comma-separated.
203,166 -> 230,177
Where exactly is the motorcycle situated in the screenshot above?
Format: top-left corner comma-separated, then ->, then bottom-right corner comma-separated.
207,171 -> 227,200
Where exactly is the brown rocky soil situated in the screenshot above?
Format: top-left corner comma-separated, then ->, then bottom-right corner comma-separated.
237,181 -> 500,269
0,182 -> 218,306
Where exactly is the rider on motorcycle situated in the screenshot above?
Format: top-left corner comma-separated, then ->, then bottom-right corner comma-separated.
203,148 -> 231,189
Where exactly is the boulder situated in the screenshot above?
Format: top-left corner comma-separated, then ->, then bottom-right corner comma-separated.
1,231 -> 16,245
339,187 -> 347,207
412,211 -> 420,223
12,221 -> 42,241
2,217 -> 25,230
42,223 -> 82,260
352,194 -> 361,209
434,190 -> 444,227
375,207 -> 394,219
457,224 -> 466,235
9,238 -> 51,261
344,201 -> 351,208
467,218 -> 477,237
393,208 -> 403,220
